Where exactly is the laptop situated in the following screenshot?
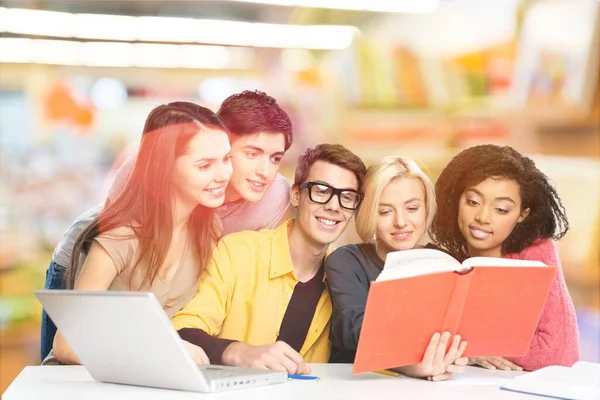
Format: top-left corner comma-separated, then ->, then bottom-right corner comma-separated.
36,290 -> 288,393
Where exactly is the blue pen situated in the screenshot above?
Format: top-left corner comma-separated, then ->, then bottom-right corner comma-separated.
288,374 -> 319,381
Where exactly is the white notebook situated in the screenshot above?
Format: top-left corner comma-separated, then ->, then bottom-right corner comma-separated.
500,361 -> 600,400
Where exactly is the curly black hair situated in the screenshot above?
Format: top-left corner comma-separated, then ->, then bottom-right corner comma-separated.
429,145 -> 569,261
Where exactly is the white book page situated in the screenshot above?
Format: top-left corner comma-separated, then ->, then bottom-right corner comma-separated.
504,380 -> 600,400
435,366 -> 522,387
461,257 -> 547,269
519,362 -> 598,388
376,249 -> 461,282
572,361 -> 600,383
502,363 -> 600,400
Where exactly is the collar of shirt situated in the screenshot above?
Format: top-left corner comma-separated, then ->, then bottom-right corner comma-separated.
269,219 -> 329,283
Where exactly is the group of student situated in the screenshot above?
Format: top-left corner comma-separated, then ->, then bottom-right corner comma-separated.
40,90 -> 580,382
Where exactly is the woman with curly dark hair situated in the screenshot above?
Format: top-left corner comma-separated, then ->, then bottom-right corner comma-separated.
429,144 -> 579,372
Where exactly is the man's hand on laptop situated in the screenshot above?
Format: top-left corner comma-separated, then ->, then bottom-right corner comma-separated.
182,340 -> 210,365
222,341 -> 311,375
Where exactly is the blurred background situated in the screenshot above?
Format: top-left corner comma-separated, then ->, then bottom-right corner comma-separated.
0,0 -> 598,392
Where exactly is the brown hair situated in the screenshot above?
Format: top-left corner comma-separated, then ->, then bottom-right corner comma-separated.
67,102 -> 227,289
294,144 -> 366,190
217,90 -> 293,151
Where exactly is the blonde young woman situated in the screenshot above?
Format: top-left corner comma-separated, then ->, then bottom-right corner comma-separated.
325,156 -> 468,381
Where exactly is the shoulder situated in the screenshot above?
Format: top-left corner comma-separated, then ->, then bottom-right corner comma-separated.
217,228 -> 273,253
271,173 -> 291,192
511,239 -> 556,258
326,244 -> 368,271
88,225 -> 138,274
506,239 -> 560,266
54,205 -> 102,255
220,174 -> 291,233
97,225 -> 136,239
210,228 -> 275,274
76,204 -> 103,222
66,205 -> 102,234
528,239 -> 556,252
259,173 -> 290,205
257,174 -> 290,206
94,225 -> 138,248
329,243 -> 364,258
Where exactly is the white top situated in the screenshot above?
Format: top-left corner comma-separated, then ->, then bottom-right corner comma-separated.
3,364 -> 533,400
215,173 -> 291,236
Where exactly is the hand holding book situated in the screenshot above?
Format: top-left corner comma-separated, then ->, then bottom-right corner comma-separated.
353,248 -> 556,374
394,331 -> 469,381
469,356 -> 523,371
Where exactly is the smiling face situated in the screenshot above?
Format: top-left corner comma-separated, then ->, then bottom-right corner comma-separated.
291,160 -> 359,247
457,177 -> 530,258
172,127 -> 233,209
225,132 -> 286,203
375,177 -> 428,260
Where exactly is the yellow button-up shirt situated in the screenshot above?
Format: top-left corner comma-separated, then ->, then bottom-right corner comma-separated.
172,220 -> 332,362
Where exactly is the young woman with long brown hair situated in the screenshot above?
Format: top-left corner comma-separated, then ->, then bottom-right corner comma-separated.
48,102 -> 233,365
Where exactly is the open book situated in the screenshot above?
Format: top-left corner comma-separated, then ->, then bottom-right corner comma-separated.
353,248 -> 557,374
501,361 -> 600,400
377,248 -> 546,282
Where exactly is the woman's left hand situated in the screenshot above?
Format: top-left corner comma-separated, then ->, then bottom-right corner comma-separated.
468,356 -> 523,371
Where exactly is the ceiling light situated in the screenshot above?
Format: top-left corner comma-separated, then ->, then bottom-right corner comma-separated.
35,40 -> 82,66
219,0 -> 439,13
81,42 -> 135,67
73,14 -> 137,41
0,38 -> 35,63
0,38 -> 240,69
0,7 -> 359,50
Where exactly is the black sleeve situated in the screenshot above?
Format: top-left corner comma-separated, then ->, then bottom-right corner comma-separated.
178,328 -> 237,365
325,247 -> 371,351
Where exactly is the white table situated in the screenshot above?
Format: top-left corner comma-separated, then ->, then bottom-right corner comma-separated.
3,364 -> 534,400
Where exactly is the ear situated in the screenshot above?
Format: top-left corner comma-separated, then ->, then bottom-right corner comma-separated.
290,185 -> 300,207
517,207 -> 530,223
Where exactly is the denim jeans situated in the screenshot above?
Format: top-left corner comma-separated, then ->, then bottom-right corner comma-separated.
40,260 -> 67,362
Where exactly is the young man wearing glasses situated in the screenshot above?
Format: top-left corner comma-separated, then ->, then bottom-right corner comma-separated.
173,144 -> 366,374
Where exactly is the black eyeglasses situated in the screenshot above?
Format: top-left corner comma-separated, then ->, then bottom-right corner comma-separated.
299,181 -> 363,210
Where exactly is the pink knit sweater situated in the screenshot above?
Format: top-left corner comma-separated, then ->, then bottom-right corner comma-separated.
503,239 -> 580,371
